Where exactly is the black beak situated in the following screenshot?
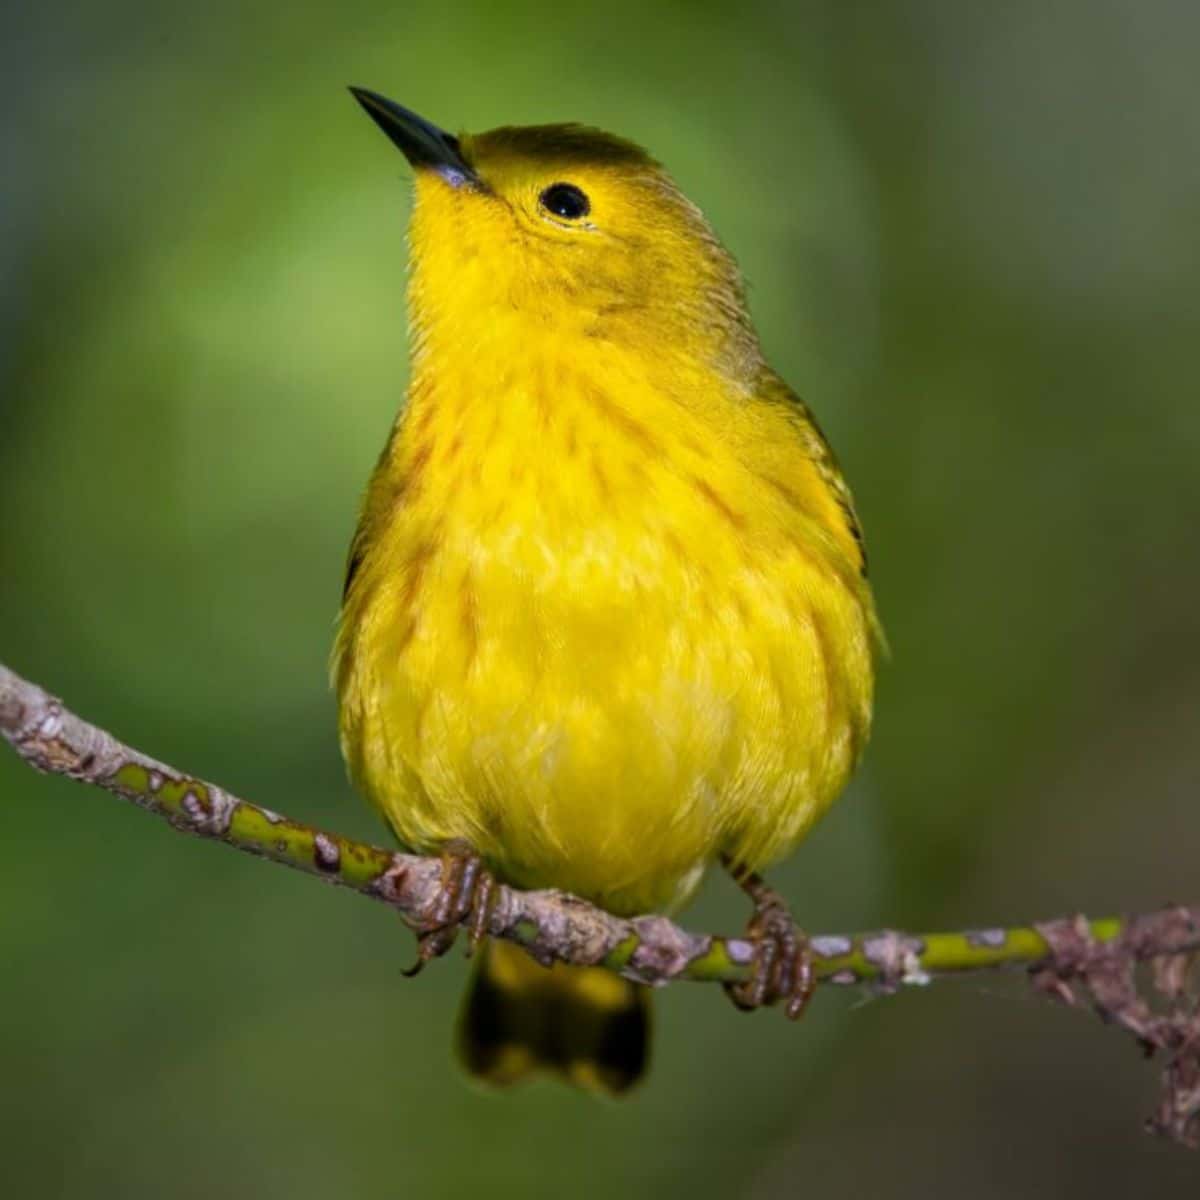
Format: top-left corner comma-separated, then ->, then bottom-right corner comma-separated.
349,87 -> 479,189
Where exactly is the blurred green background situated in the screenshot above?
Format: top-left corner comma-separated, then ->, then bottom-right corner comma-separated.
3,1 -> 1199,1195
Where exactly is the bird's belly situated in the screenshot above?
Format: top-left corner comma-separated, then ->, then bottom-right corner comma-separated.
339,504 -> 872,916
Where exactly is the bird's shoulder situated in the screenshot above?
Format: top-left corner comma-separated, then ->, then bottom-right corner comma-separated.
748,371 -> 869,580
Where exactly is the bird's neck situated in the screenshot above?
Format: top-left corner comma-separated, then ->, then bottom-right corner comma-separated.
408,305 -> 745,445
392,303 -> 756,536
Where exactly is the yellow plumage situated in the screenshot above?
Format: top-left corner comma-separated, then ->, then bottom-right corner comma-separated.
335,96 -> 880,1092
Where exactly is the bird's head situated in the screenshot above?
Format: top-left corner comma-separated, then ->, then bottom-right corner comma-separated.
351,88 -> 761,380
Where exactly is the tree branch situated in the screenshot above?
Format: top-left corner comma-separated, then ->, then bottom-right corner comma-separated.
2,660 -> 1198,1145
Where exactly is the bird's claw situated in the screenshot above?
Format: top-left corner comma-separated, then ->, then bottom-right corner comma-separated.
723,860 -> 815,1020
402,839 -> 497,976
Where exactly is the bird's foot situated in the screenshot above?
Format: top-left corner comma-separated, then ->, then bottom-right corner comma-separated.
722,857 -> 815,1020
403,839 -> 497,977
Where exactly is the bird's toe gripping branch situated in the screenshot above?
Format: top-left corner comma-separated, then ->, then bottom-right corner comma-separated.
403,839 -> 498,975
722,857 -> 815,1020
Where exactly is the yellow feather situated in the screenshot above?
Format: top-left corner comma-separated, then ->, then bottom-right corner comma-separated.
334,104 -> 880,1087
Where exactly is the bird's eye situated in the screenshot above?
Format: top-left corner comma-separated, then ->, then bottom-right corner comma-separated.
539,182 -> 590,221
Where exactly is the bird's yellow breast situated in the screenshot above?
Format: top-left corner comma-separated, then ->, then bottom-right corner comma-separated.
335,333 -> 875,916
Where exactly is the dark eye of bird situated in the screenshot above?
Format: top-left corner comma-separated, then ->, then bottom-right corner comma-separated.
539,182 -> 590,221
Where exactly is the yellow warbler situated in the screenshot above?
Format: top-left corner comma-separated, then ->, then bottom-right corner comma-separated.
335,89 -> 881,1095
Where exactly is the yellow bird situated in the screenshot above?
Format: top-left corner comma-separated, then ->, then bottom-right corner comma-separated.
335,88 -> 881,1095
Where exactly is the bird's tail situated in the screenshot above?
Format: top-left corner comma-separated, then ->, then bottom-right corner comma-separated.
457,938 -> 650,1095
